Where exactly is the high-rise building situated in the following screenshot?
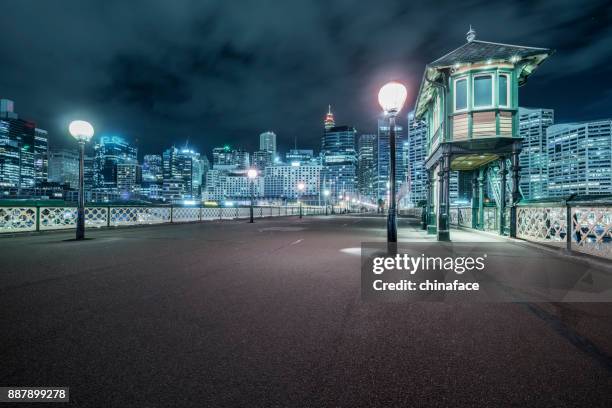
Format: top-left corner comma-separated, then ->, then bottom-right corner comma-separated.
142,154 -> 163,183
203,169 -> 264,202
162,147 -> 205,201
406,112 -> 429,206
48,149 -> 80,188
233,149 -> 250,169
252,150 -> 274,171
374,118 -> 406,202
213,146 -> 234,167
117,159 -> 142,197
259,131 -> 276,154
201,154 -> 210,183
34,128 -> 48,187
47,149 -> 94,200
0,99 -> 36,194
212,145 -> 249,170
321,115 -> 357,201
357,134 -> 376,199
264,163 -> 323,203
141,154 -> 163,200
0,99 -> 16,118
285,149 -> 314,165
93,135 -> 137,191
519,107 -> 554,199
547,120 -> 612,197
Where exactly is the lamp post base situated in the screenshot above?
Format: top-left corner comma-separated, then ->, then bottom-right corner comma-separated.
437,230 -> 451,241
387,211 -> 397,243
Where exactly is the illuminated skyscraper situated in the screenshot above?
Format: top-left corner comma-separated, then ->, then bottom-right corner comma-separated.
34,128 -> 48,187
143,155 -> 163,183
285,149 -> 314,165
48,149 -> 79,188
321,123 -> 357,201
264,163 -> 322,203
93,135 -> 137,190
213,145 -> 233,167
357,134 -> 376,199
324,105 -> 335,131
547,120 -> 612,197
213,145 -> 249,169
0,99 -> 37,194
406,111 -> 428,205
518,107 -> 554,199
162,147 -> 205,201
259,131 -> 276,154
232,149 -> 250,169
252,150 -> 274,170
117,159 -> 142,196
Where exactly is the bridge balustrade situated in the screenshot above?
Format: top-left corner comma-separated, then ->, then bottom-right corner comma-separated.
0,204 -> 333,235
444,197 -> 611,260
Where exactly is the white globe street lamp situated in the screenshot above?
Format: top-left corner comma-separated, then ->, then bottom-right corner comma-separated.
378,81 -> 407,244
247,169 -> 258,223
323,189 -> 331,215
69,120 -> 94,240
378,81 -> 408,116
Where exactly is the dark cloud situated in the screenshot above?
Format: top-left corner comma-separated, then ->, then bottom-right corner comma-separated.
0,0 -> 610,158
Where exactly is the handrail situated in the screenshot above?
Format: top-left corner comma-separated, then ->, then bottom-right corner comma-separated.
0,204 -> 341,235
447,200 -> 611,260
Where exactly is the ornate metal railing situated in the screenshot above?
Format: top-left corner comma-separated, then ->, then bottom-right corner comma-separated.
0,203 -> 330,234
484,207 -> 497,231
449,206 -> 472,228
458,207 -> 472,227
516,197 -> 611,259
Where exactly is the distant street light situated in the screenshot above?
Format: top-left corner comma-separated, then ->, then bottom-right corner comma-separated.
297,182 -> 305,219
247,168 -> 258,223
323,189 -> 330,215
378,81 -> 407,243
69,120 -> 94,240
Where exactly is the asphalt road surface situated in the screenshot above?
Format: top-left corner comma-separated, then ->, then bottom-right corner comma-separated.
1,216 -> 611,407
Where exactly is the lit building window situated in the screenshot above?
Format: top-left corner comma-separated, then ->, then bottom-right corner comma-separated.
473,74 -> 493,107
454,78 -> 467,111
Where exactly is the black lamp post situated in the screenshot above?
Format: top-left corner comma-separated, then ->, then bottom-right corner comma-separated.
323,189 -> 330,215
69,120 -> 94,240
297,182 -> 305,219
378,82 -> 408,243
247,168 -> 257,223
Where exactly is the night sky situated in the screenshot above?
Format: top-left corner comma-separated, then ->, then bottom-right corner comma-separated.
1,0 -> 611,158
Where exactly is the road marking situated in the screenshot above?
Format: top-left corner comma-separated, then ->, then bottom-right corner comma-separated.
290,239 -> 303,245
259,227 -> 305,232
340,247 -> 361,256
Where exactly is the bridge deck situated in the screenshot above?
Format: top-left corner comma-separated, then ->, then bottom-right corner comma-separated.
1,215 -> 611,406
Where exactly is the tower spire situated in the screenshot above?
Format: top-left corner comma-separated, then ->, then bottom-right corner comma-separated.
324,105 -> 335,131
466,25 -> 476,42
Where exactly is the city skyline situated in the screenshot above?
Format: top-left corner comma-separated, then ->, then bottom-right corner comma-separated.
1,1 -> 610,155
2,5 -> 611,407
